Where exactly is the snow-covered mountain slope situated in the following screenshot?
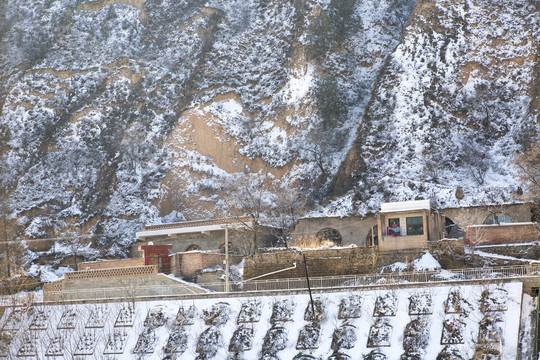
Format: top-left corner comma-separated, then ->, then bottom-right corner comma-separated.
0,0 -> 537,254
326,0 -> 540,217
0,0 -> 414,252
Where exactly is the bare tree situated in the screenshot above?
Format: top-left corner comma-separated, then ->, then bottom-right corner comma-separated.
303,142 -> 329,182
513,140 -> 540,201
223,171 -> 307,253
0,185 -> 24,280
223,171 -> 276,255
461,141 -> 489,186
57,234 -> 89,271
302,77 -> 348,186
272,187 -> 307,246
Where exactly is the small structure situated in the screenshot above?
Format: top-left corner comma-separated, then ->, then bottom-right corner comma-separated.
132,216 -> 275,279
377,200 -> 445,251
132,216 -> 273,256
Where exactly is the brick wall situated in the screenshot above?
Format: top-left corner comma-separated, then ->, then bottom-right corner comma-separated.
65,265 -> 157,280
170,251 -> 244,277
77,258 -> 144,271
43,280 -> 62,293
467,223 -> 538,245
378,234 -> 427,251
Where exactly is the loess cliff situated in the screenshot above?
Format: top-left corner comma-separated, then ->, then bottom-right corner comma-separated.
0,0 -> 538,256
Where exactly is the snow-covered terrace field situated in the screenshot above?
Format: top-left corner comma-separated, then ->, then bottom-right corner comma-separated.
0,281 -> 530,360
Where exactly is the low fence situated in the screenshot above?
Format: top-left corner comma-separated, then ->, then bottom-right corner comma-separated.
20,264 -> 540,304
199,264 -> 540,292
43,283 -> 205,303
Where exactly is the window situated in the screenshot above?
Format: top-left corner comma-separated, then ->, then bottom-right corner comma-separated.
388,218 -> 400,236
484,213 -> 512,225
185,244 -> 201,252
406,217 -> 424,235
219,243 -> 237,254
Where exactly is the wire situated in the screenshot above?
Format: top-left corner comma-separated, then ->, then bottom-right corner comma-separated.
0,216 -> 376,245
0,230 -> 137,246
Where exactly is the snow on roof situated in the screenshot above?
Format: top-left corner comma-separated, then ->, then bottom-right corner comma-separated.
467,222 -> 536,228
380,199 -> 432,213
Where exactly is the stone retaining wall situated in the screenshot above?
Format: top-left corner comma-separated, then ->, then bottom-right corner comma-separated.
244,240 -> 464,280
474,243 -> 540,260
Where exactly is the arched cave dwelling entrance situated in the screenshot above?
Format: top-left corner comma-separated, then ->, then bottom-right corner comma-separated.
316,228 -> 342,246
366,225 -> 378,247
445,217 -> 464,239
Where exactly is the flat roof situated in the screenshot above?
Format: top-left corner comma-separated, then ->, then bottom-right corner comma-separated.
136,216 -> 253,240
380,199 -> 432,213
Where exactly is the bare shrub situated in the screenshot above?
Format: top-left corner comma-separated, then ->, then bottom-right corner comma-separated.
292,235 -> 335,249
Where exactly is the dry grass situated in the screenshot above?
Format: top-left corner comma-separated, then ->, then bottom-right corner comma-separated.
291,235 -> 335,249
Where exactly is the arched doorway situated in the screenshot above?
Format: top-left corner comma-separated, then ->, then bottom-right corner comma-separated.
316,228 -> 342,246
445,217 -> 464,239
366,226 -> 378,246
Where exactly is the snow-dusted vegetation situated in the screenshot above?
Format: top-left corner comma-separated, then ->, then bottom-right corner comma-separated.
0,0 -> 416,259
0,282 -> 526,359
325,0 -> 540,216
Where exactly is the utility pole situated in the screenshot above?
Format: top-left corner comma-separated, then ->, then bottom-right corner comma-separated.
225,224 -> 230,292
303,254 -> 315,316
534,277 -> 540,359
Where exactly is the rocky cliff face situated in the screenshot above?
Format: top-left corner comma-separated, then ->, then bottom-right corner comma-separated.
0,0 -> 537,255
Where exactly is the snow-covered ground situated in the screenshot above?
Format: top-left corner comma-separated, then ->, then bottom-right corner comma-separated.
465,246 -> 540,264
0,281 -> 527,359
